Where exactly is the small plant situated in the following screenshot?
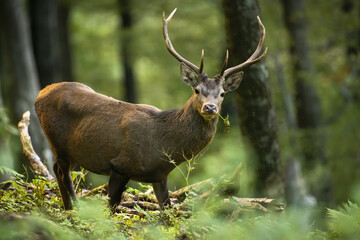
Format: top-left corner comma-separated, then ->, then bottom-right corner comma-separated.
0,166 -> 25,180
217,113 -> 230,133
164,151 -> 200,187
72,167 -> 89,192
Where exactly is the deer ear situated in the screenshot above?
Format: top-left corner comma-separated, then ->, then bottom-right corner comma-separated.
180,63 -> 198,86
223,71 -> 243,92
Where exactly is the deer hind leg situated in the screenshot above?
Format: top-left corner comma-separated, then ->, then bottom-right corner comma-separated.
153,178 -> 170,210
53,159 -> 77,210
108,169 -> 130,210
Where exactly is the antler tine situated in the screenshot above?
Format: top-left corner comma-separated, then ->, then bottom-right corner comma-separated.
163,9 -> 200,74
199,49 -> 204,74
223,16 -> 267,78
220,50 -> 229,76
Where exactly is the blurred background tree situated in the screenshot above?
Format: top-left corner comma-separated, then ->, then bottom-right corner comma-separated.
118,0 -> 137,103
29,0 -> 61,87
0,0 -> 51,175
0,0 -> 359,209
222,0 -> 282,198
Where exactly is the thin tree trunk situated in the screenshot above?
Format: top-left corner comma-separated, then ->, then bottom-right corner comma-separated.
0,36 -> 14,182
29,0 -> 61,88
119,0 -> 137,103
281,0 -> 326,165
274,57 -> 315,207
222,0 -> 282,196
281,0 -> 333,204
58,1 -> 74,83
0,0 -> 51,173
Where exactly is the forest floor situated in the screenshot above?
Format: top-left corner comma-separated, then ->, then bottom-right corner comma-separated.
0,171 -> 359,240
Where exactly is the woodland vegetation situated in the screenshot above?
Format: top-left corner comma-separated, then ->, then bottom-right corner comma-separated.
0,0 -> 359,239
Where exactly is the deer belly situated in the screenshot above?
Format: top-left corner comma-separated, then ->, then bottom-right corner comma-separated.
109,154 -> 175,183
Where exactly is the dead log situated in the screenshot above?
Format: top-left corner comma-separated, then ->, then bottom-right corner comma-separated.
81,183 -> 108,198
116,205 -> 146,217
137,188 -> 158,202
169,162 -> 243,201
219,162 -> 244,196
121,200 -> 161,211
18,111 -> 55,181
228,197 -> 284,213
169,178 -> 215,201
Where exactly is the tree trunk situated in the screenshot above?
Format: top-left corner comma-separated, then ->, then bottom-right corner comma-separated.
281,0 -> 326,165
281,0 -> 334,204
0,38 -> 15,182
29,0 -> 61,88
274,57 -> 315,207
222,0 -> 282,196
57,1 -> 74,83
0,0 -> 51,173
118,0 -> 137,103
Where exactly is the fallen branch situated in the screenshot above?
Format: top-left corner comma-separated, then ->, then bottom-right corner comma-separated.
81,183 -> 108,198
228,197 -> 284,213
169,163 -> 244,201
18,111 -> 55,182
169,178 -> 215,201
121,200 -> 161,211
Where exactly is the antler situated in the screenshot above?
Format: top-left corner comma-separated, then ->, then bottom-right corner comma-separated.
220,50 -> 229,76
163,8 -> 204,74
222,16 -> 268,78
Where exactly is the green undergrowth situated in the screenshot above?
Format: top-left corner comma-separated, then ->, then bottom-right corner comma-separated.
0,168 -> 359,239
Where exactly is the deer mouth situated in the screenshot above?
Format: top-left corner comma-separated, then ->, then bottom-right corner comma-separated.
201,112 -> 218,120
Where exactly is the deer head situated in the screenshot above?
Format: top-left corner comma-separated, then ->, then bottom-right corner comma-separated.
163,8 -> 267,120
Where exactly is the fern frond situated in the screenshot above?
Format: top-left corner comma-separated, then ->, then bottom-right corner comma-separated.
327,201 -> 360,238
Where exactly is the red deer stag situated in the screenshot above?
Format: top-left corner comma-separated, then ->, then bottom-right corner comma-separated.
35,9 -> 267,210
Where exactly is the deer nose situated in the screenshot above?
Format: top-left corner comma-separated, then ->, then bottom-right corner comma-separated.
203,104 -> 218,114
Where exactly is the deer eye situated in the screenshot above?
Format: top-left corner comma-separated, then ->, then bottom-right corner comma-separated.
220,92 -> 225,97
194,88 -> 200,95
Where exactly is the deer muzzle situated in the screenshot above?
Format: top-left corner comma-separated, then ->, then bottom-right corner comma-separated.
202,103 -> 218,115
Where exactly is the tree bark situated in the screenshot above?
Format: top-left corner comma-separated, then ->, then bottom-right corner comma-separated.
118,0 -> 137,103
281,0 -> 335,204
281,0 -> 326,165
274,57 -> 315,207
57,1 -> 74,83
0,43 -> 14,183
0,0 -> 51,173
222,0 -> 282,196
29,0 -> 61,88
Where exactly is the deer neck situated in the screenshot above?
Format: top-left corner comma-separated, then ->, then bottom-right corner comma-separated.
166,95 -> 218,162
180,95 -> 219,128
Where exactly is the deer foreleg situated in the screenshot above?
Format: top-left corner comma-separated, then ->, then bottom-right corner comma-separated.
153,178 -> 170,209
108,169 -> 129,209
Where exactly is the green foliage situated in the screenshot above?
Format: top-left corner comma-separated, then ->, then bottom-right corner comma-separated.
0,166 -> 24,180
1,168 -> 360,239
72,167 -> 89,192
327,202 -> 360,239
0,214 -> 81,240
